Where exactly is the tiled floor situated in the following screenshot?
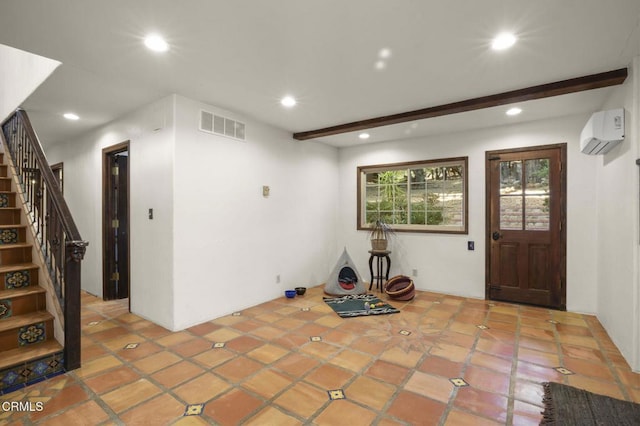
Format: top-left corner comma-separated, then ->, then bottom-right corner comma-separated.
1,286 -> 639,425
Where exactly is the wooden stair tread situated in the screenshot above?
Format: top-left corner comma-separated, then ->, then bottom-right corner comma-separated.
0,340 -> 62,370
0,311 -> 53,332
0,243 -> 31,250
0,263 -> 39,273
0,286 -> 45,299
0,224 -> 26,229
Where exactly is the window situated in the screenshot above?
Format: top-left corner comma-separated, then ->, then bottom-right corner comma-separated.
357,157 -> 468,234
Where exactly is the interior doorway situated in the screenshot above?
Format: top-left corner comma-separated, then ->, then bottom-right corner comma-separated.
485,144 -> 567,310
102,141 -> 130,304
50,162 -> 63,192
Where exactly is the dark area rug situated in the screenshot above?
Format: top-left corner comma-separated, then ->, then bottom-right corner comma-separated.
323,294 -> 399,318
541,381 -> 640,425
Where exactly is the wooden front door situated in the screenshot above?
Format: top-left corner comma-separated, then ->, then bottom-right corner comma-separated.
103,142 -> 130,301
486,144 -> 566,309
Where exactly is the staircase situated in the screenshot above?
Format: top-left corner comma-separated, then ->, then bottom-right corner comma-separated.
0,110 -> 87,394
0,151 -> 64,394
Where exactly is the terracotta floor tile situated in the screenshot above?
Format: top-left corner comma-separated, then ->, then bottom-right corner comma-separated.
520,326 -> 555,341
404,371 -> 454,403
187,321 -> 221,336
273,332 -> 311,350
349,336 -> 387,356
616,368 -> 640,389
155,331 -> 195,347
241,370 -> 292,399
444,409 -> 502,426
173,373 -> 232,403
469,351 -> 512,374
251,325 -> 286,340
386,390 -> 446,425
273,353 -> 321,378
453,387 -> 508,424
116,340 -> 163,361
314,314 -> 345,328
171,337 -> 213,358
137,323 -> 173,339
517,347 -> 560,368
429,342 -> 469,363
366,360 -> 410,385
448,321 -> 481,336
247,343 -> 289,364
224,335 -> 264,353
229,319 -> 264,333
30,385 -> 89,421
519,336 -> 558,353
516,360 -> 563,383
203,328 -> 242,343
475,338 -> 515,359
379,346 -> 423,368
328,349 -> 373,373
84,365 -> 141,394
562,357 -> 614,382
211,314 -> 245,326
192,347 -> 235,368
513,379 -> 545,407
561,343 -> 606,363
323,329 -> 358,345
34,400 -> 109,426
213,356 -> 263,383
513,398 -> 544,423
120,393 -> 184,425
274,381 -> 328,418
204,388 -> 264,426
439,330 -> 476,348
273,317 -> 306,331
132,350 -> 182,374
243,406 -> 302,426
81,343 -> 109,362
151,360 -> 205,388
314,399 -> 377,426
558,334 -> 600,349
463,365 -> 510,395
300,341 -> 342,360
556,323 -> 593,337
74,354 -> 123,378
305,364 -> 354,390
346,376 -> 396,410
101,379 -> 162,413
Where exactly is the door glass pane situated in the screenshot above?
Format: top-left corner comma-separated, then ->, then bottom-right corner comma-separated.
500,161 -> 522,195
500,196 -> 523,230
525,158 -> 550,230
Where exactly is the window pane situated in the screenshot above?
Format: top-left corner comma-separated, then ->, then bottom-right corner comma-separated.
525,159 -> 549,194
500,196 -> 523,230
500,161 -> 522,195
525,195 -> 550,230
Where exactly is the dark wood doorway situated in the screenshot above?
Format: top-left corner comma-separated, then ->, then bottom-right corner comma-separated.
50,162 -> 63,193
486,144 -> 566,310
102,142 -> 130,302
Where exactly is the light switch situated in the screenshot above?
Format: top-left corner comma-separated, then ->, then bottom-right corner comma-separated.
148,208 -> 153,219
262,186 -> 270,197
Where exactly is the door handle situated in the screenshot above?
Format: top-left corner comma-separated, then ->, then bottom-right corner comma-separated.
492,231 -> 502,241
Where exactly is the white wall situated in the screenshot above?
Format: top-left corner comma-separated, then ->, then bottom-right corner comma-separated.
337,114 -> 600,313
595,57 -> 640,370
45,95 -> 176,330
0,44 -> 59,121
171,95 -> 339,330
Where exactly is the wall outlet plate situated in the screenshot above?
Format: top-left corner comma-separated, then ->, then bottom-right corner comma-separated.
467,241 -> 474,250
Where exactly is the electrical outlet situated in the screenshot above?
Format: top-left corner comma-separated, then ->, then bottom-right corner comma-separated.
468,241 -> 475,251
276,274 -> 281,283
412,269 -> 418,277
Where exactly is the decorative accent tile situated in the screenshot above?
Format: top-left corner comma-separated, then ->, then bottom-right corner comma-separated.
212,342 -> 226,349
18,322 -> 46,346
123,343 -> 139,350
488,303 -> 496,307
0,228 -> 18,244
328,389 -> 346,400
6,270 -> 30,289
555,367 -> 574,375
1,370 -> 20,387
399,330 -> 412,336
0,352 -> 64,394
450,378 -> 469,387
87,321 -> 100,326
0,299 -> 11,319
0,193 -> 8,208
310,336 -> 322,342
547,319 -> 559,324
301,307 -> 310,312
184,403 -> 205,416
476,325 -> 489,330
433,301 -> 441,305
232,312 -> 241,316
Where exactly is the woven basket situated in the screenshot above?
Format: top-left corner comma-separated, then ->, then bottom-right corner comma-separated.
384,275 -> 415,300
371,239 -> 388,251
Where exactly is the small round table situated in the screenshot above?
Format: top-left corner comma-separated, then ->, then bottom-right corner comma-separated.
368,250 -> 391,292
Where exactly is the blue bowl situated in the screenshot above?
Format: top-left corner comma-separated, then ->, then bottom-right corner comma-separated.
285,290 -> 296,298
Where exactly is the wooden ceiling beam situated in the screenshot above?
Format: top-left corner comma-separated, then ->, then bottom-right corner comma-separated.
293,68 -> 628,141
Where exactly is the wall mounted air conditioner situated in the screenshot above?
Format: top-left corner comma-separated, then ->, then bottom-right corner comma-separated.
580,108 -> 624,155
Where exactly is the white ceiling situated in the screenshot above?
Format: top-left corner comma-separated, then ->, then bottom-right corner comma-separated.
0,0 -> 639,147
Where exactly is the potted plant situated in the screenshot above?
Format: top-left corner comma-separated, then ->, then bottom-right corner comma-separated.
369,219 -> 394,251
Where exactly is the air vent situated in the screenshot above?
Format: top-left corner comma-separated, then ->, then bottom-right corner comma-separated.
199,110 -> 246,141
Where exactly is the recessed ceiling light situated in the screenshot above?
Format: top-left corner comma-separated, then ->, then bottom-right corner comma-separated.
491,33 -> 517,50
375,60 -> 386,70
359,133 -> 370,140
63,112 -> 79,120
144,34 -> 169,52
280,96 -> 296,108
378,48 -> 392,59
506,107 -> 522,116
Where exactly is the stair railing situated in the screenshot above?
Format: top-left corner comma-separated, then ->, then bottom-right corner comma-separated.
1,109 -> 87,371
